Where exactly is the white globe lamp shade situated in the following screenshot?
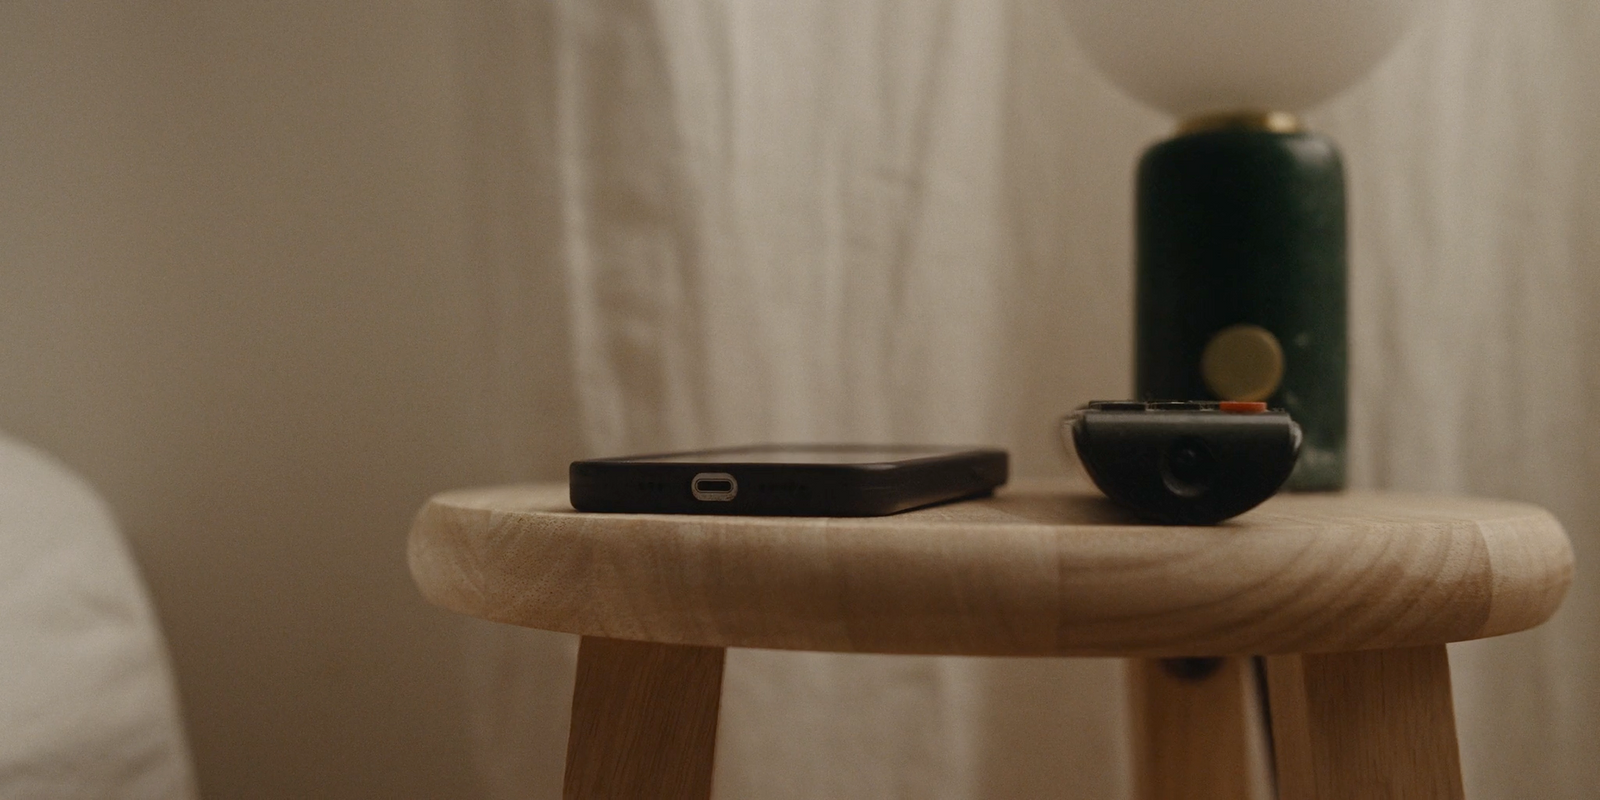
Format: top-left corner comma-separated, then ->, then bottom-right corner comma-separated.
1059,0 -> 1430,119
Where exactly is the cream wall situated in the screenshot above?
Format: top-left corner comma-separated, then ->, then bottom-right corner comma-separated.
0,4 -> 580,796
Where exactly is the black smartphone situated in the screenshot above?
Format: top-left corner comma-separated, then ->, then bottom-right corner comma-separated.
569,444 -> 1008,516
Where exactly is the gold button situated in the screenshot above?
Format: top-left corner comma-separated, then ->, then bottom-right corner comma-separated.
1201,324 -> 1284,402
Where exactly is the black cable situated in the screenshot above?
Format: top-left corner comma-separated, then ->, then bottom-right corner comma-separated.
1252,655 -> 1279,795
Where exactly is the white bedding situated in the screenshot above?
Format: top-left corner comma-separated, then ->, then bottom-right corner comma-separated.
0,436 -> 195,798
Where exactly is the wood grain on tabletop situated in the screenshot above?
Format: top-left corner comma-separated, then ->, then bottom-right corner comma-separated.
407,477 -> 1573,657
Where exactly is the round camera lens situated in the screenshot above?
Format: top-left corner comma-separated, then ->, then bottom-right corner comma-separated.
1161,436 -> 1216,498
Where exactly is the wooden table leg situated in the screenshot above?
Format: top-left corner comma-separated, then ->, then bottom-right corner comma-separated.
563,636 -> 726,800
1128,656 -> 1264,800
1265,645 -> 1464,800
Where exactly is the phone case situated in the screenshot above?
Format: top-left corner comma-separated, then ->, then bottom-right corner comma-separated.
569,445 -> 1008,517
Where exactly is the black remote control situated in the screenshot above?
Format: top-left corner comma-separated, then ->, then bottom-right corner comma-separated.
1063,400 -> 1302,524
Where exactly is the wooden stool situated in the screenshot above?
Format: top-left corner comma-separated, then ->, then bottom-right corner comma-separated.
408,480 -> 1572,799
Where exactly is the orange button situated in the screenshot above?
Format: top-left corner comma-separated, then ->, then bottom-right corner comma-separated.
1219,401 -> 1268,414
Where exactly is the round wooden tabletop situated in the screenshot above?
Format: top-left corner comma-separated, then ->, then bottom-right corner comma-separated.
408,480 -> 1573,657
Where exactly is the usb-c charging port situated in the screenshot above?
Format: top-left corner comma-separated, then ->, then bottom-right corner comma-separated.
691,472 -> 738,501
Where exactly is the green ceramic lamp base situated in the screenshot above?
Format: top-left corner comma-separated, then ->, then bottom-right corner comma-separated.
1134,114 -> 1348,491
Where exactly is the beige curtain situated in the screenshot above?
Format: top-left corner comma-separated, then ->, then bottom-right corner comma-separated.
461,0 -> 1600,797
